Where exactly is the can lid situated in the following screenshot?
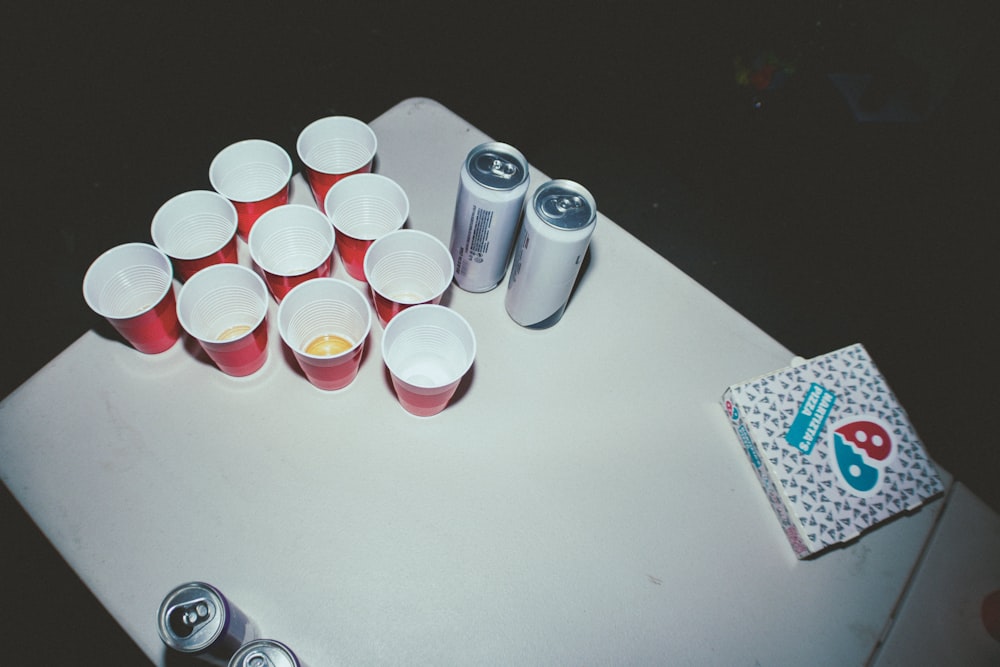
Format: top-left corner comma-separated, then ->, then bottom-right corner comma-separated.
157,582 -> 227,653
466,142 -> 529,191
229,639 -> 300,667
532,179 -> 596,230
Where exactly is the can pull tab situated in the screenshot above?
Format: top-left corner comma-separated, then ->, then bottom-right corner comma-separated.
489,158 -> 517,180
555,195 -> 585,213
167,598 -> 215,638
541,195 -> 587,219
246,652 -> 274,667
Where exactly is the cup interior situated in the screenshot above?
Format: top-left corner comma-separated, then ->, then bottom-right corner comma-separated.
366,232 -> 453,303
177,266 -> 267,342
326,175 -> 409,240
278,280 -> 371,358
383,307 -> 475,388
210,139 -> 292,202
249,207 -> 334,276
84,244 -> 172,319
151,191 -> 237,259
297,117 -> 377,174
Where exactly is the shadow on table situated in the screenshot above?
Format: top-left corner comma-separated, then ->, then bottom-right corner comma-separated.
163,648 -> 215,666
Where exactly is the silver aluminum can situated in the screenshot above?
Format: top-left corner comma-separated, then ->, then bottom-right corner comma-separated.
505,179 -> 597,328
449,141 -> 530,292
157,581 -> 259,666
229,639 -> 305,667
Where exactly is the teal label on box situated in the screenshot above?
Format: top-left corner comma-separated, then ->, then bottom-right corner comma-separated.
785,383 -> 836,455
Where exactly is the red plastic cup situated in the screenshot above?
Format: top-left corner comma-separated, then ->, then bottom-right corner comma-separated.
296,116 -> 377,214
364,229 -> 454,327
150,190 -> 239,282
82,243 -> 181,354
277,278 -> 373,391
381,305 -> 476,417
324,173 -> 408,282
209,139 -> 292,240
176,264 -> 270,377
247,204 -> 335,302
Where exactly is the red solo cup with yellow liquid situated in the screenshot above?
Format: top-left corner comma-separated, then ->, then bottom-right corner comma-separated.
324,173 -> 408,282
296,116 -> 377,213
277,278 -> 372,391
209,139 -> 292,240
247,204 -> 335,302
150,190 -> 239,282
364,229 -> 454,328
176,264 -> 270,377
83,243 -> 181,354
381,305 -> 476,417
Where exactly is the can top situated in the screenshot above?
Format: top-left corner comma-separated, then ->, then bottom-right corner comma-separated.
229,639 -> 300,667
532,179 -> 596,230
466,142 -> 529,191
157,582 -> 227,653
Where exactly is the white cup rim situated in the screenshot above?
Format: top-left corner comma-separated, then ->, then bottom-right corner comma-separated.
83,242 -> 174,319
324,173 -> 410,240
364,229 -> 454,303
296,116 -> 377,174
277,277 -> 373,359
381,304 -> 476,388
175,263 -> 268,343
150,190 -> 239,260
247,204 -> 336,276
209,138 -> 293,203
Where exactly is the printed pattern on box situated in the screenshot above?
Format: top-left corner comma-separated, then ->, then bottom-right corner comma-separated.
722,343 -> 944,558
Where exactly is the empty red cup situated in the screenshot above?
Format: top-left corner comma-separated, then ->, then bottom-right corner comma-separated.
150,190 -> 239,282
247,204 -> 335,302
82,243 -> 181,353
277,278 -> 373,391
364,229 -> 454,327
176,264 -> 270,377
209,139 -> 292,239
296,116 -> 378,213
381,305 -> 476,417
324,173 -> 409,282
296,116 -> 377,214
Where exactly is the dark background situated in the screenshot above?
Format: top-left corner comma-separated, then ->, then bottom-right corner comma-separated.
2,1 -> 997,663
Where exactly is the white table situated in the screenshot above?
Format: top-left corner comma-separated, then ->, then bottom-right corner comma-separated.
0,98 -> 950,666
871,482 -> 1000,666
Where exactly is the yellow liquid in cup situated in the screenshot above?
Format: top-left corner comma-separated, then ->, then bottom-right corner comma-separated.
304,334 -> 353,356
217,324 -> 252,341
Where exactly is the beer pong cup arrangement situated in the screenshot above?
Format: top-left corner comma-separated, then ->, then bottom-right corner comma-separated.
381,305 -> 477,417
364,229 -> 454,327
296,116 -> 377,213
176,264 -> 270,377
209,139 -> 293,239
83,243 -> 181,354
277,278 -> 373,391
247,204 -> 335,302
150,190 -> 239,282
324,173 -> 409,282
81,114 -> 502,414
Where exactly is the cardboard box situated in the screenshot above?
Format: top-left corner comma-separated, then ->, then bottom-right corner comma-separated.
722,343 -> 944,558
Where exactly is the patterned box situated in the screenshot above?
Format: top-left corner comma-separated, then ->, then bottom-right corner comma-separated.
721,343 -> 944,558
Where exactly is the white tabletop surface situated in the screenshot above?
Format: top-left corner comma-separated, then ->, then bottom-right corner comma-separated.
0,97 -> 950,666
871,482 -> 1000,666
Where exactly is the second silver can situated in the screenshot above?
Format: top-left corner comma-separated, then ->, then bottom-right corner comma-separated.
449,141 -> 530,292
505,179 -> 597,328
229,638 -> 305,667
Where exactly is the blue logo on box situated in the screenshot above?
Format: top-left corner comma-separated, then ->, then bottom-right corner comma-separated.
785,383 -> 836,455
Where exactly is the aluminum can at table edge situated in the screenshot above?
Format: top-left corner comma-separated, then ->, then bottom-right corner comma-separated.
229,638 -> 305,667
505,179 -> 597,328
449,141 -> 530,292
157,581 -> 260,666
